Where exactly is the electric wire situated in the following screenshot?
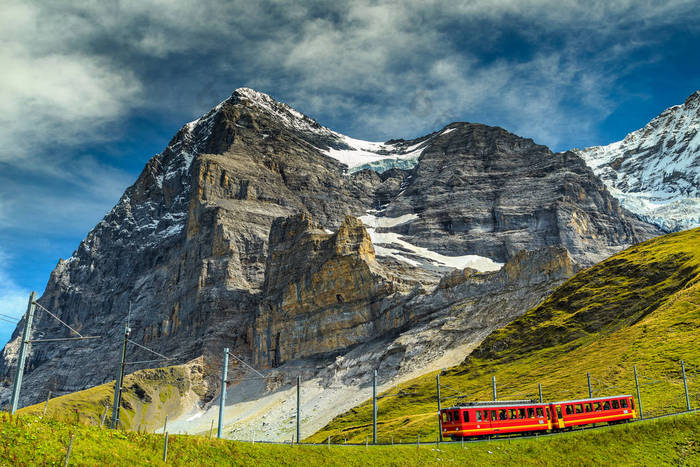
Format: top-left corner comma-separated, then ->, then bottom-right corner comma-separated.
127,339 -> 169,360
227,350 -> 265,378
33,301 -> 84,338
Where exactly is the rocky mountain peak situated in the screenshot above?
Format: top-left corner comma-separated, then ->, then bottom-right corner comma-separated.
575,90 -> 700,232
684,90 -> 700,106
228,87 -> 333,138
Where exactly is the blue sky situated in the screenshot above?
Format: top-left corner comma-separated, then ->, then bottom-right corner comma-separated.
1,0 -> 700,346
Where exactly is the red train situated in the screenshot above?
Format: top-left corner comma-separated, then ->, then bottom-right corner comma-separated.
440,395 -> 636,439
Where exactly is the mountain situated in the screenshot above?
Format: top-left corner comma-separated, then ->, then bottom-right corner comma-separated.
0,88 -> 660,435
309,227 -> 700,443
575,91 -> 700,232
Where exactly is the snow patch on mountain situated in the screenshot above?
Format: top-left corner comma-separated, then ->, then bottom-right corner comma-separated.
359,213 -> 503,272
323,135 -> 429,172
576,91 -> 700,232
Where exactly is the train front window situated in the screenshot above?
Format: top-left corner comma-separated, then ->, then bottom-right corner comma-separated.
612,400 -> 620,409
453,411 -> 460,422
447,412 -> 452,422
620,399 -> 628,409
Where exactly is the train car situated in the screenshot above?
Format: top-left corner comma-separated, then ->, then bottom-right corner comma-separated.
548,394 -> 636,429
440,400 -> 552,439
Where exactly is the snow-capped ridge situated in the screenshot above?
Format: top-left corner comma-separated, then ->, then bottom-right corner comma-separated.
576,90 -> 700,232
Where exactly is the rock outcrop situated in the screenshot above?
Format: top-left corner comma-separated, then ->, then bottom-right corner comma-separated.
252,214 -> 411,367
0,88 -> 660,414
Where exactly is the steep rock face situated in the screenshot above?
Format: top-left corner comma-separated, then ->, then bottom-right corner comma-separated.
253,214 -> 419,367
0,88 -> 661,411
575,90 -> 700,232
379,123 -> 660,266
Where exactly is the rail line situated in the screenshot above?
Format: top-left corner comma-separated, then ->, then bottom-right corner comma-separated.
224,408 -> 699,447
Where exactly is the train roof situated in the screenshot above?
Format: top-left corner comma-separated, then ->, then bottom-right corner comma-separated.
443,394 -> 633,410
554,395 -> 633,404
444,400 -> 543,409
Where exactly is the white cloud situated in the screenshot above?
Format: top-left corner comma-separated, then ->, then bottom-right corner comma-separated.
0,1 -> 141,162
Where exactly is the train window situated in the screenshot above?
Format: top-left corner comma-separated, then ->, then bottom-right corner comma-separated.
620,399 -> 628,409
536,407 -> 544,418
565,405 -> 573,415
442,412 -> 447,422
483,410 -> 489,421
463,411 -> 469,422
454,411 -> 461,422
491,410 -> 497,421
595,402 -> 602,412
575,404 -> 583,414
585,403 -> 592,412
519,408 -> 526,419
612,400 -> 620,409
556,406 -> 563,418
546,408 -> 550,420
447,412 -> 452,422
476,411 -> 482,422
630,399 -> 634,409
499,409 -> 507,421
528,408 -> 535,418
603,401 -> 611,410
510,409 -> 518,420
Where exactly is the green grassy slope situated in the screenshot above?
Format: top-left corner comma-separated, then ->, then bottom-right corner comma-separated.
308,228 -> 700,443
1,411 -> 698,466
17,361 -> 211,432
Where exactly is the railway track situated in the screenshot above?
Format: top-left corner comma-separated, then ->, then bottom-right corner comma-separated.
232,408 -> 699,447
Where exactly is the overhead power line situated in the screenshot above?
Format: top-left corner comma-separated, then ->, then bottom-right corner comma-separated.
227,350 -> 265,378
33,301 -> 84,338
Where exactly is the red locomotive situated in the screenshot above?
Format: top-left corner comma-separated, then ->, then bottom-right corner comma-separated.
440,395 -> 636,439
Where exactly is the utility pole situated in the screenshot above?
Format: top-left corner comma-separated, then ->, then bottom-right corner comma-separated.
296,375 -> 301,444
436,372 -> 443,442
634,365 -> 644,420
587,372 -> 592,398
538,383 -> 543,403
682,361 -> 691,412
111,324 -> 130,428
10,291 -> 36,414
217,347 -> 229,439
492,376 -> 497,401
372,370 -> 377,444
